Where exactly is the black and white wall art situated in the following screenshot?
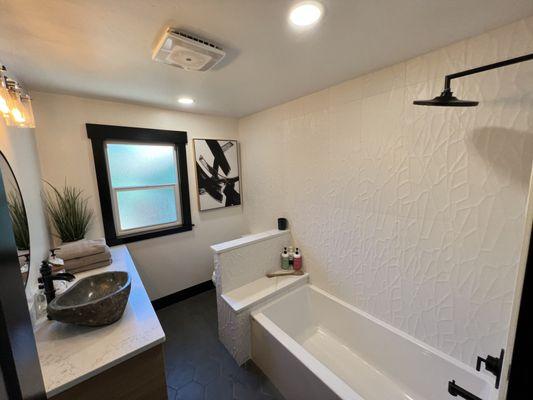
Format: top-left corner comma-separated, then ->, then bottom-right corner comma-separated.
193,139 -> 241,211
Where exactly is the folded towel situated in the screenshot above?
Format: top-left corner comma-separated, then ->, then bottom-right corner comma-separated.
56,239 -> 107,261
67,258 -> 112,274
64,247 -> 112,270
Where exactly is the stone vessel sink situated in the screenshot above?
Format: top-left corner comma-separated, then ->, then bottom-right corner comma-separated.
47,271 -> 131,326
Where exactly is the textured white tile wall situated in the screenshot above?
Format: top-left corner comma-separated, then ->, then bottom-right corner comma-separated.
217,232 -> 291,293
238,16 -> 533,366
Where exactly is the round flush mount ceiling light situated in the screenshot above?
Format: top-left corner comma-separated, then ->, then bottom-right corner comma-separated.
178,97 -> 195,105
289,1 -> 324,27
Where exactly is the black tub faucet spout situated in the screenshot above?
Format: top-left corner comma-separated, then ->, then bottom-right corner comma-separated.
448,380 -> 482,400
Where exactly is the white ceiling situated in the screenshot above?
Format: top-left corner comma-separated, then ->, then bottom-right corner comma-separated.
1,0 -> 532,117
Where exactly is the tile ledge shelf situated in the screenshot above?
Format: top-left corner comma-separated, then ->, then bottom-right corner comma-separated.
221,273 -> 309,313
210,229 -> 290,254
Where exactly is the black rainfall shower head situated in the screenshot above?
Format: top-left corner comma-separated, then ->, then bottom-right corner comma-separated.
413,89 -> 478,107
413,53 -> 533,108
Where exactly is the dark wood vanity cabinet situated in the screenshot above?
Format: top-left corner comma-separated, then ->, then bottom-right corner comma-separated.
50,345 -> 167,400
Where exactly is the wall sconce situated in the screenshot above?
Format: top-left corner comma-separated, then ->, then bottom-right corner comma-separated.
0,67 -> 12,124
20,94 -> 35,128
0,65 -> 35,128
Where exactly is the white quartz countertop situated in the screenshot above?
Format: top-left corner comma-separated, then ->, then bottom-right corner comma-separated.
34,245 -> 166,397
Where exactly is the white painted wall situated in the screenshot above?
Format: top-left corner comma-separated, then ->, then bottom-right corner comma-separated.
31,92 -> 247,300
238,16 -> 533,367
0,119 -> 50,300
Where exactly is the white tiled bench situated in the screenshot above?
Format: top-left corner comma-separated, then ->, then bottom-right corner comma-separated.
211,230 -> 308,365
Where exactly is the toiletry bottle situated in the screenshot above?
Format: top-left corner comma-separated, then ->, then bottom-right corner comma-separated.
293,248 -> 302,271
33,286 -> 47,322
288,246 -> 294,266
281,248 -> 290,270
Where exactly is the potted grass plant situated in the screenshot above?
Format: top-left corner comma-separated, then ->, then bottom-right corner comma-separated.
7,190 -> 30,250
43,180 -> 93,243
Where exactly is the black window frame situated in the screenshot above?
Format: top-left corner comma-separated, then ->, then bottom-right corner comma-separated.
86,124 -> 193,246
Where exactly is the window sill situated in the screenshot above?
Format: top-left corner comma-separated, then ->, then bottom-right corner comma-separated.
106,224 -> 194,246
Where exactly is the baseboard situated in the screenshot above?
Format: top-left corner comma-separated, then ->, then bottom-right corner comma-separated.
151,280 -> 215,310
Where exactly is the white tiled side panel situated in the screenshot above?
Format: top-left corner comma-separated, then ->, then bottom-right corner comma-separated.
216,276 -> 308,365
239,16 -> 533,366
214,231 -> 292,364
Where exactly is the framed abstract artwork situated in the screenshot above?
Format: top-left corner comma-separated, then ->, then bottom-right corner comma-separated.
193,139 -> 241,211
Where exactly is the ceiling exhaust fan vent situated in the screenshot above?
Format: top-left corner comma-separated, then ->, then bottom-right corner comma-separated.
152,28 -> 226,72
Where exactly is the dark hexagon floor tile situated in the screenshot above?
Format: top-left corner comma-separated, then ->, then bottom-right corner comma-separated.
167,385 -> 177,400
181,346 -> 218,366
194,360 -> 220,385
157,290 -> 285,400
229,363 -> 262,391
167,364 -> 195,390
205,376 -> 233,400
177,381 -> 205,400
233,381 -> 271,400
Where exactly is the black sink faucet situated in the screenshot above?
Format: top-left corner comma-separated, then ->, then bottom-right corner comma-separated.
38,260 -> 75,303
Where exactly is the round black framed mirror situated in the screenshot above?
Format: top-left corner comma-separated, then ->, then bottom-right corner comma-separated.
0,151 -> 30,286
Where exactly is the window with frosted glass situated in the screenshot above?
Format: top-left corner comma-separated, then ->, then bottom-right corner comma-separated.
105,142 -> 181,235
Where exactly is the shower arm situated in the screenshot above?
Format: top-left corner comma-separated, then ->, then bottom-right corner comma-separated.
443,52 -> 533,93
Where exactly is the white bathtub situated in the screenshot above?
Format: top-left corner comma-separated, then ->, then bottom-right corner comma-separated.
251,285 -> 496,400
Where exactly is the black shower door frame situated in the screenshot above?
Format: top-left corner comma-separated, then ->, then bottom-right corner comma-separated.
507,223 -> 532,398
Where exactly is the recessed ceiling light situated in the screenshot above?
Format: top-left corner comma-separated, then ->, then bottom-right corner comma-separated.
289,1 -> 324,27
178,97 -> 195,105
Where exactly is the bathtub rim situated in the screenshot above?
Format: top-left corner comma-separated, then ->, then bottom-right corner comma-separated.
251,284 -> 494,397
